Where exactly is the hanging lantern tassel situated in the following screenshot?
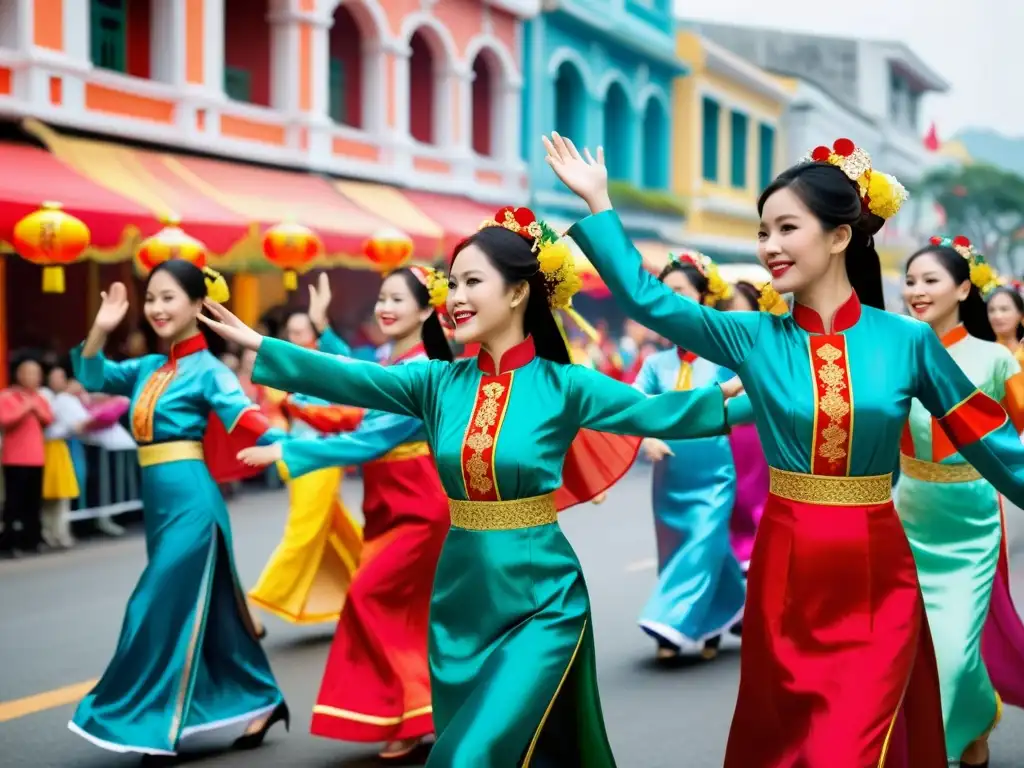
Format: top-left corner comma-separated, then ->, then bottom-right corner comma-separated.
283,269 -> 298,291
12,201 -> 91,294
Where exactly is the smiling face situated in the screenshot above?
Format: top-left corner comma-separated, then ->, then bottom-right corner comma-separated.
903,250 -> 968,328
757,186 -> 852,295
446,243 -> 527,346
375,272 -> 432,340
285,313 -> 317,348
988,290 -> 1023,338
661,268 -> 702,302
144,270 -> 202,341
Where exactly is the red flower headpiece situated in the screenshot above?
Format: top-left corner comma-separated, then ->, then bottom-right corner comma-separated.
805,138 -> 907,220
480,206 -> 545,251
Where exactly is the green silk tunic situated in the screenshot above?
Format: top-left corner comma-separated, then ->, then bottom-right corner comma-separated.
252,335 -> 746,766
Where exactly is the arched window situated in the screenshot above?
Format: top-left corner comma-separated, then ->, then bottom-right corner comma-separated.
408,28 -> 445,145
642,97 -> 670,189
553,61 -> 586,142
603,82 -> 632,181
223,0 -> 271,105
470,50 -> 501,157
327,3 -> 366,127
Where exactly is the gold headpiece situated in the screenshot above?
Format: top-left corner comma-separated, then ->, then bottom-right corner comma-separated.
479,206 -> 582,310
668,251 -> 733,306
804,138 -> 908,220
929,235 -> 999,295
202,266 -> 230,303
408,265 -> 449,308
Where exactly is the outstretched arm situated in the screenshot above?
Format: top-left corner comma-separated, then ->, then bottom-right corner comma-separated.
282,412 -> 425,479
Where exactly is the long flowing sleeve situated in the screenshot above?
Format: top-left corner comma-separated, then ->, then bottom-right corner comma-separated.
70,344 -> 149,397
914,324 -> 1024,508
318,327 -> 352,356
569,365 -> 732,439
282,411 -> 425,480
569,211 -> 763,370
252,337 -> 441,420
205,366 -> 287,447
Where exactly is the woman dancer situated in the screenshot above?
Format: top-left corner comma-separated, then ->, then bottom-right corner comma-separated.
987,285 -> 1024,365
900,236 -> 1024,766
632,252 -> 745,661
247,278 -> 363,629
723,282 -> 770,573
203,205 -> 750,766
240,266 -> 453,761
69,261 -> 287,758
544,131 -> 1024,766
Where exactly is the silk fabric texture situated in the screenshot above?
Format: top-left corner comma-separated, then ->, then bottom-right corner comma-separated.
69,335 -> 284,756
896,325 -> 1024,759
568,210 -> 1024,767
282,337 -> 449,745
252,335 -> 748,766
633,348 -> 746,647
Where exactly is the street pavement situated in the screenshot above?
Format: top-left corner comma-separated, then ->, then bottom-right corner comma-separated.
2,466 -> 1023,767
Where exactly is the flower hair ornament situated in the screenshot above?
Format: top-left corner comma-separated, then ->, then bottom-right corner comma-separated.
930,235 -> 1000,295
202,265 -> 230,303
408,265 -> 449,308
668,250 -> 733,305
804,138 -> 909,220
479,206 -> 583,311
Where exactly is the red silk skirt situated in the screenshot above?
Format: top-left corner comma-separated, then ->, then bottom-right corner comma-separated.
724,491 -> 947,768
310,451 -> 449,743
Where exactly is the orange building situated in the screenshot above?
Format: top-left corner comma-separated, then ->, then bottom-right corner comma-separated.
0,0 -> 538,377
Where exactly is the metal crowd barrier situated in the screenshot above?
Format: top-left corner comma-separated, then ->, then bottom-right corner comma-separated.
69,446 -> 143,522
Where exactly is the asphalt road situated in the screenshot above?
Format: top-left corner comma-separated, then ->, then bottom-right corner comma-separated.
2,467 -> 1023,767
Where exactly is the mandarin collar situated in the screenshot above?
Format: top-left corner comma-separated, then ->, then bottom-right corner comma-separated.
477,336 -> 537,375
791,291 -> 862,334
940,324 -> 968,349
676,348 -> 698,364
392,342 -> 425,364
169,333 -> 207,362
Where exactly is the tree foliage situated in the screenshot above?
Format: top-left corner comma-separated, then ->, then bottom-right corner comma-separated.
918,164 -> 1024,274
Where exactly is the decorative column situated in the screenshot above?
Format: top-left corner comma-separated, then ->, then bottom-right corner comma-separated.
267,8 -> 301,115
201,0 -> 225,95
150,0 -> 186,86
451,65 -> 474,185
499,79 -> 524,190
387,41 -> 413,171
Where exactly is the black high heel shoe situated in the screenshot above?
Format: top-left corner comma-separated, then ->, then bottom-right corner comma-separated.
233,702 -> 290,750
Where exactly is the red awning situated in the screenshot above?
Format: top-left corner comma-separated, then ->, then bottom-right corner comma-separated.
0,141 -> 161,259
399,190 -> 499,256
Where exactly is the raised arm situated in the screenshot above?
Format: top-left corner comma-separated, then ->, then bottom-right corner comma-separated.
569,212 -> 762,370
317,327 -> 352,357
570,365 -> 748,440
914,324 -> 1024,508
252,337 -> 439,420
70,345 -> 149,397
282,411 -> 425,480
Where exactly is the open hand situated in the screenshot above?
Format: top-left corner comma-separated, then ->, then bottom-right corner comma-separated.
198,300 -> 265,351
237,444 -> 283,468
542,132 -> 610,212
642,438 -> 674,462
94,282 -> 130,333
308,273 -> 332,334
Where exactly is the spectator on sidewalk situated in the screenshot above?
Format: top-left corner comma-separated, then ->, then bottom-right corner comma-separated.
40,363 -> 90,549
0,351 -> 53,557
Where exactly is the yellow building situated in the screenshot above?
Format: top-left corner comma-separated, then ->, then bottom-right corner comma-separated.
673,32 -> 793,263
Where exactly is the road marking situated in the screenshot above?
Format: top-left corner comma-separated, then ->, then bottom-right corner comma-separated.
625,558 -> 656,573
0,680 -> 96,723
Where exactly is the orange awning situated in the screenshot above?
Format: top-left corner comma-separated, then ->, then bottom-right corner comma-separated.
332,180 -> 445,260
0,140 -> 161,260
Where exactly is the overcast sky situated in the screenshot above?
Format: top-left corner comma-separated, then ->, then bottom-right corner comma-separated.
675,0 -> 1021,141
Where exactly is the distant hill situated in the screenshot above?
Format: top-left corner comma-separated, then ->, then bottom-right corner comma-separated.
954,128 -> 1024,177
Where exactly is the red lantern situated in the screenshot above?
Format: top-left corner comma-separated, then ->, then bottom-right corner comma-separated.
363,228 -> 413,273
262,222 -> 321,290
12,201 -> 90,293
135,214 -> 208,275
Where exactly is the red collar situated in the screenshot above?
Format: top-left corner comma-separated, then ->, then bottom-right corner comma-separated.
791,291 -> 862,334
478,336 -> 537,375
169,333 -> 207,362
940,324 -> 968,348
676,348 -> 698,364
392,342 -> 426,364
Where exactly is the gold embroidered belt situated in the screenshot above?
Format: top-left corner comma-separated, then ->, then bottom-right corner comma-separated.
448,493 -> 558,531
900,454 -> 981,483
137,440 -> 204,467
769,467 -> 892,506
367,441 -> 431,466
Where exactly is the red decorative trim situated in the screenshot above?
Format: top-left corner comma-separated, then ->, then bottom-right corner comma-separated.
938,390 -> 1007,448
808,335 -> 853,476
460,372 -> 513,501
478,336 -> 536,375
940,324 -> 968,348
233,408 -> 274,441
168,333 -> 207,361
792,291 -> 861,334
392,342 -> 426,364
131,363 -> 175,443
676,349 -> 698,364
284,399 -> 363,433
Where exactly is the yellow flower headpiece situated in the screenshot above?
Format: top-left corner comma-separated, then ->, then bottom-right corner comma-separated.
805,138 -> 909,220
668,251 -> 733,306
479,206 -> 582,310
407,265 -> 449,308
202,266 -> 230,303
929,235 -> 999,295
